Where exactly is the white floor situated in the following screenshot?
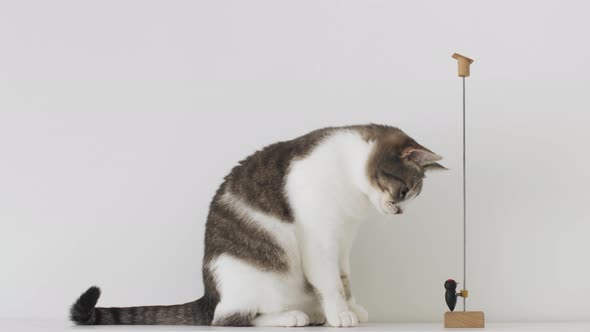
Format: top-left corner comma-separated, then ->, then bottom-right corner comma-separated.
2,319 -> 589,332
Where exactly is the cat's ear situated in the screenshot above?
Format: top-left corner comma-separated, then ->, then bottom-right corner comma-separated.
401,147 -> 442,166
423,162 -> 449,172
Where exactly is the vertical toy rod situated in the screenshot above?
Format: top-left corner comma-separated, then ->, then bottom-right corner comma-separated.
462,75 -> 466,312
444,55 -> 485,328
452,53 -> 473,312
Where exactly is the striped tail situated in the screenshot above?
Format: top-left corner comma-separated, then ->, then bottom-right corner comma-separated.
69,286 -> 215,325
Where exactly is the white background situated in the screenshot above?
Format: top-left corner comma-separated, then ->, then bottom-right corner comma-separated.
1,0 -> 589,324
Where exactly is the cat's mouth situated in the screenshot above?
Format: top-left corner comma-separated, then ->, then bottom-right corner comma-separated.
386,201 -> 403,215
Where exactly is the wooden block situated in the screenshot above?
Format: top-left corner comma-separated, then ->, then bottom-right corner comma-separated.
444,311 -> 485,328
451,53 -> 474,77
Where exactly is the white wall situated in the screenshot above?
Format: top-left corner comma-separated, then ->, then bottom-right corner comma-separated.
1,0 -> 589,323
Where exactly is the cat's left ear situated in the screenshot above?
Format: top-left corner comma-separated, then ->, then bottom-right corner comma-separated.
401,147 -> 442,166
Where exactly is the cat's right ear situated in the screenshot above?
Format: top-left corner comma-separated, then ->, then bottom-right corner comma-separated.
423,162 -> 449,172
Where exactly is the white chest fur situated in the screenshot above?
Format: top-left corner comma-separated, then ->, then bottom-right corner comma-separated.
286,130 -> 374,230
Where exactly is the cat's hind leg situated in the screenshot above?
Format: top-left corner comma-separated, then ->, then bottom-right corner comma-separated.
253,310 -> 309,327
209,253 -> 313,327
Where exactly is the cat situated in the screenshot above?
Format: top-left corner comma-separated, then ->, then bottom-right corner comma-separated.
70,124 -> 446,327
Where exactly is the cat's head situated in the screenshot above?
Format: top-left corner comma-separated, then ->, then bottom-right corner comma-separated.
365,133 -> 446,215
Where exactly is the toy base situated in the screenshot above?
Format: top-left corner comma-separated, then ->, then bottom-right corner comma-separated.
444,311 -> 485,328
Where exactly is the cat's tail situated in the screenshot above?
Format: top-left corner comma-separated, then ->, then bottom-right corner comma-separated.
69,286 -> 215,325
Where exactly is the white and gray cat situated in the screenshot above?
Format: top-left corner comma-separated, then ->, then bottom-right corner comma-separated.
70,124 -> 445,327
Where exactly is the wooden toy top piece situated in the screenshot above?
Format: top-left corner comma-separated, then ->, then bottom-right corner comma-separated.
452,53 -> 474,77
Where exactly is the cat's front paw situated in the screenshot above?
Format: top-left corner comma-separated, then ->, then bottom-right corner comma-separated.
326,310 -> 358,327
348,302 -> 369,323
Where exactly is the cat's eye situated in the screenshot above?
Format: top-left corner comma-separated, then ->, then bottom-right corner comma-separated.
400,187 -> 409,198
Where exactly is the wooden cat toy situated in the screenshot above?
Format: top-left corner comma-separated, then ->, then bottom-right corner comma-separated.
443,53 -> 485,329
